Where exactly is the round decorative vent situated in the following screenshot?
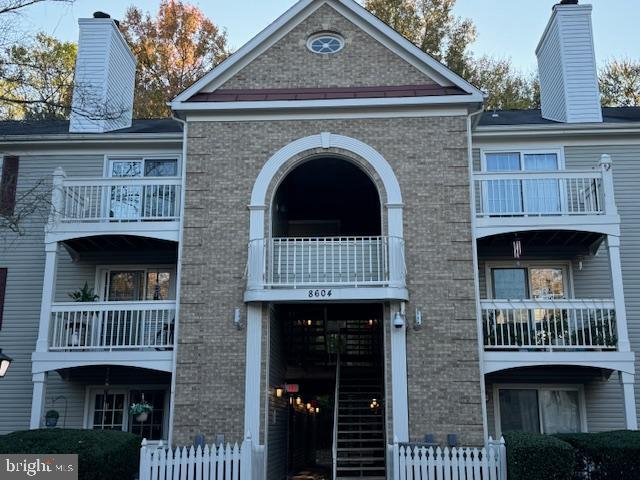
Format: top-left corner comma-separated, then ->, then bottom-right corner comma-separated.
307,32 -> 344,54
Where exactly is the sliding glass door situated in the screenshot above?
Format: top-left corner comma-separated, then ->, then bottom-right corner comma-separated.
484,151 -> 562,215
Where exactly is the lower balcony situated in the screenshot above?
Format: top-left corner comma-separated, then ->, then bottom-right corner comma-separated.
245,236 -> 408,302
49,301 -> 175,351
32,301 -> 176,374
482,299 -> 617,352
481,299 -> 634,376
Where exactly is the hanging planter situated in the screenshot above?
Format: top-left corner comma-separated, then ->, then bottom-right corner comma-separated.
129,401 -> 153,422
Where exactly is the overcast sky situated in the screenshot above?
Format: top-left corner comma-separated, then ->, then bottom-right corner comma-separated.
21,0 -> 639,73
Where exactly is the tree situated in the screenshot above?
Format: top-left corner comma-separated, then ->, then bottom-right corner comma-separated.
0,33 -> 77,120
466,56 -> 539,111
365,0 -> 476,75
0,0 -> 74,48
120,0 -> 229,118
600,59 -> 640,107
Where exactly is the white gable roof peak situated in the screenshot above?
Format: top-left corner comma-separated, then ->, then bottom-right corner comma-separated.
172,0 -> 484,105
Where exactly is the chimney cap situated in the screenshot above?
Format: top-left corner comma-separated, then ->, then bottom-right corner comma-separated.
557,0 -> 579,6
93,11 -> 111,19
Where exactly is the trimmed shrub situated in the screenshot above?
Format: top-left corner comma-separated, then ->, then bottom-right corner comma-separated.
556,430 -> 640,480
0,428 -> 140,480
504,431 -> 575,480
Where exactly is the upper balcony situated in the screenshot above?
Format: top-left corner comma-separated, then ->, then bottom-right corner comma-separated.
45,167 -> 182,243
472,155 -> 620,239
245,235 -> 406,302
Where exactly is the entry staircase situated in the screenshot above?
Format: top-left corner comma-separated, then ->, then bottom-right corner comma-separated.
333,320 -> 386,480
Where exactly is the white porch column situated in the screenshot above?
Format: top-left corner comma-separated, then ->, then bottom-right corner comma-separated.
390,303 -> 409,442
247,206 -> 266,290
599,155 -> 618,216
35,242 -> 58,352
244,304 -> 263,440
619,372 -> 638,430
30,372 -> 47,429
606,235 -> 631,352
386,204 -> 405,288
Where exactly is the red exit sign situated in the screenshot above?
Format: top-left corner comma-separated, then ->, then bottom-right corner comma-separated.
285,384 -> 299,393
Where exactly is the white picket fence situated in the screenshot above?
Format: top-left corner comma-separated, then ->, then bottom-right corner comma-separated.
393,437 -> 506,480
139,437 -> 253,480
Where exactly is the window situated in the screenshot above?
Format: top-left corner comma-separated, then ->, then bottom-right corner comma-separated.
107,157 -> 178,220
307,33 -> 344,54
490,265 -> 567,300
89,388 -> 167,440
496,386 -> 583,435
0,155 -> 19,216
101,268 -> 174,301
92,391 -> 126,431
483,150 -> 562,215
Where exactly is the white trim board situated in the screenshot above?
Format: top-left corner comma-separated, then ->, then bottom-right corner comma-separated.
171,0 -> 484,106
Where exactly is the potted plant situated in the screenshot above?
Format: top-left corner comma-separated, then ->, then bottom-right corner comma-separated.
45,410 -> 59,427
130,401 -> 153,422
66,283 -> 99,347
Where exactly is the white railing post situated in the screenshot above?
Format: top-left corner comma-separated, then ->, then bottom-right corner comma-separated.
599,154 -> 618,216
49,167 -> 66,225
498,436 -> 507,480
247,239 -> 266,290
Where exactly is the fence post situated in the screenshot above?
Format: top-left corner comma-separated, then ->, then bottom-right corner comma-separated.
139,438 -> 149,480
241,435 -> 253,480
393,438 -> 400,480
498,436 -> 507,480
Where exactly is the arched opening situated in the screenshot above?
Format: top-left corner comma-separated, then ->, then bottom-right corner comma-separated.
271,157 -> 381,238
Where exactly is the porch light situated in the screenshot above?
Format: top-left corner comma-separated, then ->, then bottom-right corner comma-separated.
0,350 -> 13,378
275,387 -> 284,398
306,402 -> 311,410
315,407 -> 320,414
296,396 -> 302,406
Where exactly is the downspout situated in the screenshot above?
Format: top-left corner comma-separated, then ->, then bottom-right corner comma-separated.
466,104 -> 489,443
167,113 -> 188,447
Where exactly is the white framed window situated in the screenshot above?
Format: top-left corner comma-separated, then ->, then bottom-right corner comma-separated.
307,32 -> 344,54
493,384 -> 587,436
96,266 -> 176,302
486,261 -> 572,300
480,148 -> 565,215
86,387 -> 169,441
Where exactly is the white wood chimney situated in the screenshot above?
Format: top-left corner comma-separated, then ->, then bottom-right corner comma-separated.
69,13 -> 136,133
536,1 -> 602,123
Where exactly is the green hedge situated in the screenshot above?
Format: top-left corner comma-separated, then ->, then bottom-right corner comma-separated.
0,429 -> 140,480
503,431 -> 575,480
556,430 -> 640,480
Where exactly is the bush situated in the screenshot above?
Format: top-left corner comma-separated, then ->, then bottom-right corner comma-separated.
556,430 -> 640,480
503,431 -> 575,480
0,429 -> 141,480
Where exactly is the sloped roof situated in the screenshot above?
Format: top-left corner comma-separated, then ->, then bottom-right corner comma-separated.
479,107 -> 640,127
0,119 -> 182,136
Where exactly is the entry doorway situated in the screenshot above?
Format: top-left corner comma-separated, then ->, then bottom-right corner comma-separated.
266,303 -> 386,480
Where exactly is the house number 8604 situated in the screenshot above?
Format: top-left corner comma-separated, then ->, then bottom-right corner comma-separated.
309,289 -> 332,298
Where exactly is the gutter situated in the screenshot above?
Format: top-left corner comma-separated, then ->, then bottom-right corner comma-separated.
474,122 -> 640,138
0,132 -> 183,144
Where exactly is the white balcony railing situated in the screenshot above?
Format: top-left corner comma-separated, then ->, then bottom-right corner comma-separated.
481,299 -> 617,351
49,301 -> 176,351
248,236 -> 405,289
51,171 -> 181,224
474,170 -> 605,218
